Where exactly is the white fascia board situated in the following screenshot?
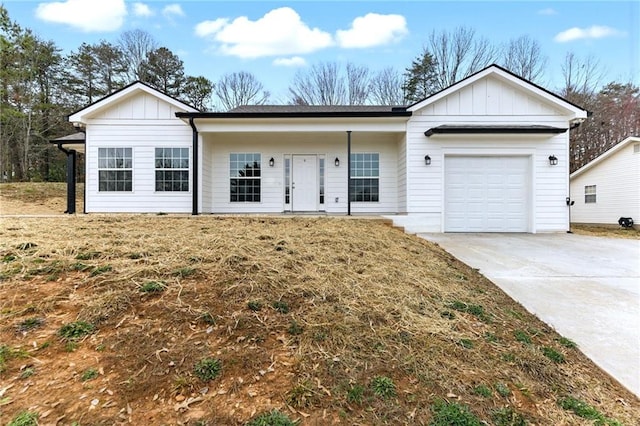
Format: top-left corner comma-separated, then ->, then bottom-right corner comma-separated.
68,82 -> 197,124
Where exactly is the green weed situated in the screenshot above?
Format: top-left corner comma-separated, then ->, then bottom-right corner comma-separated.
558,396 -> 621,425
193,358 -> 221,381
473,384 -> 492,398
272,300 -> 290,314
429,400 -> 482,426
7,411 -> 39,426
247,300 -> 263,311
59,321 -> 95,341
556,337 -> 577,349
541,347 -> 565,363
493,406 -> 528,426
371,376 -> 396,399
514,330 -> 532,344
140,280 -> 166,293
81,368 -> 99,381
75,251 -> 101,260
90,264 -> 112,276
17,317 -> 44,332
495,383 -> 511,397
247,410 -> 296,426
287,319 -> 303,335
19,367 -> 35,379
346,384 -> 365,404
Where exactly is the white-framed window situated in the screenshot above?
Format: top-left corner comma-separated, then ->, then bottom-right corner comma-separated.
155,148 -> 189,192
350,152 -> 379,202
230,153 -> 261,202
98,147 -> 132,192
585,185 -> 596,203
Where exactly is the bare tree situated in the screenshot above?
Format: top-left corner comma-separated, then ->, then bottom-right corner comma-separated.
428,27 -> 498,90
346,63 -> 371,105
501,35 -> 547,83
289,62 -> 347,105
370,67 -> 405,105
118,29 -> 158,82
560,52 -> 605,105
215,71 -> 269,111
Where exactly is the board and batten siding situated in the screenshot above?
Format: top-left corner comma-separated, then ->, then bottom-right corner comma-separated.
84,93 -> 193,213
570,142 -> 640,225
398,75 -> 573,233
201,132 -> 399,214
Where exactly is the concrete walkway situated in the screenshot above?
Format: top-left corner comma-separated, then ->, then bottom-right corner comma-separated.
418,232 -> 640,397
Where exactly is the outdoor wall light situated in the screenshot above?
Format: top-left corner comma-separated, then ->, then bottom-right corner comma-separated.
424,155 -> 431,165
548,155 -> 558,166
335,157 -> 340,167
269,157 -> 275,167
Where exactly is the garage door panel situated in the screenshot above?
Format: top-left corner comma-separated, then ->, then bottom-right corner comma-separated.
445,156 -> 530,232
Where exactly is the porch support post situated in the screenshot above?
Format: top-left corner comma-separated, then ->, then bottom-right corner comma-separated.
56,143 -> 76,214
347,130 -> 352,216
189,118 -> 199,215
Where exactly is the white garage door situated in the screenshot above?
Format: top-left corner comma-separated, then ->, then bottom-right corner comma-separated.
445,156 -> 530,232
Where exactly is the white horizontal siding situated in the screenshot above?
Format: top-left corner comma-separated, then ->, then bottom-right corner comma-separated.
202,132 -> 400,214
570,143 -> 640,224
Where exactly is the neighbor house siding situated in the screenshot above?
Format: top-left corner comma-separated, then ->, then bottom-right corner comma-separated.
84,94 -> 193,213
400,75 -> 573,233
202,132 -> 399,214
570,142 -> 640,225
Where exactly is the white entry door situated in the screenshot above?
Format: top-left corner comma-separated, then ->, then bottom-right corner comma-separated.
292,155 -> 318,211
444,156 -> 530,232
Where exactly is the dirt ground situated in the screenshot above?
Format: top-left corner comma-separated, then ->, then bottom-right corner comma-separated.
1,184 -> 638,425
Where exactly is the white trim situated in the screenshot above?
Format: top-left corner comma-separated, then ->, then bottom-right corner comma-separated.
69,82 -> 197,124
570,136 -> 640,179
408,66 -> 588,119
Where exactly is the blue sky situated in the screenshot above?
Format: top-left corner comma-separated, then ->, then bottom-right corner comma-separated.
3,1 -> 638,102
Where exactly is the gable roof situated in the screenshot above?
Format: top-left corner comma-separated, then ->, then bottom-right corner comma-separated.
230,105 -> 406,113
407,64 -> 589,120
570,136 -> 640,179
68,81 -> 198,124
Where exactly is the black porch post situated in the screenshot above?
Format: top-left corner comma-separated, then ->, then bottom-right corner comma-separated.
66,150 -> 77,214
347,130 -> 352,216
189,118 -> 199,215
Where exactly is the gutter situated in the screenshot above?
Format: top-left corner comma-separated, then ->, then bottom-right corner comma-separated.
188,117 -> 199,215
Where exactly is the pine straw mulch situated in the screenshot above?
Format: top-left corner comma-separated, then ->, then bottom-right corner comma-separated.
0,183 -> 84,215
570,224 -> 640,240
0,215 -> 638,425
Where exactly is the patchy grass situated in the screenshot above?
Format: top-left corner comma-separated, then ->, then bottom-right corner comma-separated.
6,411 -> 39,426
571,223 -> 640,239
0,215 -> 637,425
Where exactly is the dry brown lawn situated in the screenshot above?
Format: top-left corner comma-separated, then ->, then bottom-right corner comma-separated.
0,185 -> 638,425
0,182 -> 83,215
571,223 -> 639,240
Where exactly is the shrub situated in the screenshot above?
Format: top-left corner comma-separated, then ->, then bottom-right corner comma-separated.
246,410 -> 296,426
371,376 -> 396,399
59,321 -> 95,341
7,411 -> 38,426
429,400 -> 482,426
193,357 -> 221,381
140,280 -> 166,293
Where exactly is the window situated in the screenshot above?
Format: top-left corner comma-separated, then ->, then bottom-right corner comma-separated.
284,156 -> 291,205
350,153 -> 379,202
319,157 -> 325,205
155,148 -> 189,192
230,153 -> 261,202
98,148 -> 132,191
585,185 -> 596,203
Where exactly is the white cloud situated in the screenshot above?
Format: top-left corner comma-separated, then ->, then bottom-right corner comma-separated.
132,2 -> 153,18
537,8 -> 558,16
273,56 -> 307,67
336,13 -> 408,48
163,4 -> 185,18
194,7 -> 333,59
554,25 -> 625,42
35,0 -> 126,32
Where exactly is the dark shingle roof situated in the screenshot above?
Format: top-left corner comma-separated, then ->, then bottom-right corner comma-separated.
230,105 -> 406,113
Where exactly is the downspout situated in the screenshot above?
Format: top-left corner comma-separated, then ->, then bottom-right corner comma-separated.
55,143 -> 76,214
347,130 -> 352,216
188,117 -> 199,215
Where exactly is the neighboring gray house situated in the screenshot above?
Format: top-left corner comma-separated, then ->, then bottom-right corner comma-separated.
570,136 -> 640,226
57,65 -> 588,233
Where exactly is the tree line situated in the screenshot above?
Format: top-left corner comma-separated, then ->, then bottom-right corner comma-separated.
1,6 -> 638,182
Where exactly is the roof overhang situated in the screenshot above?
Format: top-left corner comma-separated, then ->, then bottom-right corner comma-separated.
176,112 -> 411,133
424,125 -> 568,137
570,136 -> 640,179
49,132 -> 86,154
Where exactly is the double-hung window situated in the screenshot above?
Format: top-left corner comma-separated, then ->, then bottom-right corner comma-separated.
585,185 -> 596,203
230,153 -> 261,202
98,148 -> 132,192
155,148 -> 189,192
350,153 -> 379,202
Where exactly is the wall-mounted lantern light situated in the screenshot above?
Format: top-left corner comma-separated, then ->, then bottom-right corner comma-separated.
269,157 -> 275,167
424,155 -> 431,166
548,155 -> 558,166
334,157 -> 340,167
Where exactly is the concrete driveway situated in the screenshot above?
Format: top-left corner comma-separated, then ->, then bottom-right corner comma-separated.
418,232 -> 640,397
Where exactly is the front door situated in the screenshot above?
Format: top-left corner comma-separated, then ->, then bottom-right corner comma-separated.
292,155 -> 317,211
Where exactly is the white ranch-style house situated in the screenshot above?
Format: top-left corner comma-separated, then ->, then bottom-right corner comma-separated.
53,65 -> 588,233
